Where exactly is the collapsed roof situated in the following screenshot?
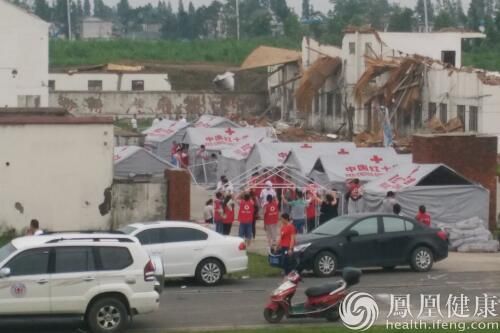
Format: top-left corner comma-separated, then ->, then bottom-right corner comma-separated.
240,46 -> 301,70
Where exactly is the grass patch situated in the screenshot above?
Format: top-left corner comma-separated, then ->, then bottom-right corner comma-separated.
231,253 -> 281,279
49,38 -> 300,67
0,228 -> 17,247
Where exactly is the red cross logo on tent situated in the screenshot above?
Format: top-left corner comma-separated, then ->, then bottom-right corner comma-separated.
338,148 -> 349,155
370,155 -> 383,164
300,143 -> 313,148
225,128 -> 235,136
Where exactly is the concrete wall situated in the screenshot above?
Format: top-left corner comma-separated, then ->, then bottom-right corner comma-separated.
82,19 -> 113,39
0,1 -> 49,107
0,123 -> 114,232
412,134 -> 498,230
50,91 -> 267,116
50,73 -> 172,92
111,181 -> 167,229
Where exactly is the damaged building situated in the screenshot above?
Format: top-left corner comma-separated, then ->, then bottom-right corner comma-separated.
243,30 -> 500,148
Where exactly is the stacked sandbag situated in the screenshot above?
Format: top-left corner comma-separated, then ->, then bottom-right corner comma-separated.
438,217 -> 499,253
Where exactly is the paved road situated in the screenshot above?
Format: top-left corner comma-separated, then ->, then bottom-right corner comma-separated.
2,267 -> 500,333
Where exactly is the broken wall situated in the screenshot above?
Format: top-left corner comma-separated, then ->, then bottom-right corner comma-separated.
0,123 -> 113,232
413,134 -> 498,230
50,91 -> 267,117
111,180 -> 167,229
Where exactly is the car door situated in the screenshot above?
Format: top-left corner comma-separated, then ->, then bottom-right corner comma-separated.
0,248 -> 50,314
49,246 -> 99,314
379,216 -> 413,266
343,217 -> 381,267
160,227 -> 209,277
135,228 -> 165,265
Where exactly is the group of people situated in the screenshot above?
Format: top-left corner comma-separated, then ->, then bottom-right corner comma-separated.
382,191 -> 432,226
204,174 -> 340,248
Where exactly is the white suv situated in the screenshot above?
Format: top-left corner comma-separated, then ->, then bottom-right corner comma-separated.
0,233 -> 162,333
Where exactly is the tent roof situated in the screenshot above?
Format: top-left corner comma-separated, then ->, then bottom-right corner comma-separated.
240,46 -> 301,70
283,142 -> 357,175
313,147 -> 401,183
143,119 -> 190,143
114,145 -> 173,166
363,163 -> 473,193
194,115 -> 240,128
183,127 -> 276,151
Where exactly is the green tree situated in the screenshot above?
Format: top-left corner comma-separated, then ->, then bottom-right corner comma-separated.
177,0 -> 189,39
302,0 -> 310,19
83,0 -> 91,16
283,13 -> 303,41
433,11 -> 455,30
117,0 -> 131,32
414,0 -> 434,28
33,0 -> 52,21
388,6 -> 414,32
271,0 -> 290,22
93,0 -> 113,19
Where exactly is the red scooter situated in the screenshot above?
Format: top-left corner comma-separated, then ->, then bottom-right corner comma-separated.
264,267 -> 362,323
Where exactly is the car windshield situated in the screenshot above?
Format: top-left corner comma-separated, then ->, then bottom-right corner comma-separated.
312,216 -> 356,236
118,226 -> 137,235
0,242 -> 16,263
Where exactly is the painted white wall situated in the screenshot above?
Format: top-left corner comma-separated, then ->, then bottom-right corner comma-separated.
50,73 -> 172,91
82,19 -> 113,39
0,122 -> 114,232
0,1 -> 49,107
302,37 -> 342,69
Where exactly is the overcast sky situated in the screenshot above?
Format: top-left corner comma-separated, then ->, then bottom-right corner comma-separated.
102,0 -> 472,16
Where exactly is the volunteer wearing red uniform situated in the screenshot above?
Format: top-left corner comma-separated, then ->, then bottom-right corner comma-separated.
279,213 -> 296,274
416,205 -> 431,227
222,195 -> 235,235
213,192 -> 224,234
238,193 -> 255,246
263,195 -> 280,248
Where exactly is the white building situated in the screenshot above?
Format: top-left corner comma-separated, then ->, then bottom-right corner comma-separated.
81,17 -> 113,39
0,110 -> 114,232
0,0 -> 49,107
49,67 -> 172,92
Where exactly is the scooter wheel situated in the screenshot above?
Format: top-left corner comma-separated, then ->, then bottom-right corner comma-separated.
264,306 -> 285,324
325,307 -> 340,322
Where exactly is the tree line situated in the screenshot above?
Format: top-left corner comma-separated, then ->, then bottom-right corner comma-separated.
7,0 -> 500,45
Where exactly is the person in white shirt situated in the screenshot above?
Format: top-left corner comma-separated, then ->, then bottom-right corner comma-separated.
203,199 -> 213,224
27,219 -> 43,236
131,114 -> 138,131
216,175 -> 234,196
152,115 -> 160,126
179,115 -> 187,124
260,180 -> 277,207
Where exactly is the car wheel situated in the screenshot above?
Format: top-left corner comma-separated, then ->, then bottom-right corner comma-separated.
196,258 -> 224,286
410,246 -> 434,272
313,251 -> 337,277
87,297 -> 128,333
264,306 -> 285,323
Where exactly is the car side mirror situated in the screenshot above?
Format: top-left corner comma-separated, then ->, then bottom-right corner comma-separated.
346,230 -> 359,240
0,267 -> 11,278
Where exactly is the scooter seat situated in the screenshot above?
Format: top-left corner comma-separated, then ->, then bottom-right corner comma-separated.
305,281 -> 344,297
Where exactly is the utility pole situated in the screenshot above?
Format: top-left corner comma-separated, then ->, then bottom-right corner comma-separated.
67,0 -> 72,40
423,0 -> 429,32
236,0 -> 240,40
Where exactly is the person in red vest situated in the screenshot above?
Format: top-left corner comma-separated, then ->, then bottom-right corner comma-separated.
263,194 -> 280,248
278,213 -> 296,274
416,205 -> 431,227
306,190 -> 321,233
213,192 -> 224,234
222,195 -> 235,235
238,192 -> 255,246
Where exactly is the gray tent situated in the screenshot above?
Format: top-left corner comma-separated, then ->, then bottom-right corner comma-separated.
143,119 -> 190,161
114,146 -> 174,179
363,163 -> 489,229
283,142 -> 357,176
194,115 -> 240,128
